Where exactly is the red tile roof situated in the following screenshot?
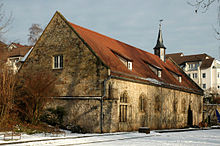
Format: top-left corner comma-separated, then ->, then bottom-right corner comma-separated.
0,41 -> 9,62
166,53 -> 214,69
67,22 -> 202,94
8,46 -> 32,57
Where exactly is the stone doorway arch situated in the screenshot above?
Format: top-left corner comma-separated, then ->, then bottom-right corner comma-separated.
187,105 -> 193,127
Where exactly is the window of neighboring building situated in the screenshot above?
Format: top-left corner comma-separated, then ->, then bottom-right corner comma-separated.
119,91 -> 128,122
189,64 -> 194,70
194,63 -> 199,70
218,72 -> 220,78
189,63 -> 199,70
218,85 -> 220,89
202,73 -> 206,78
53,55 -> 63,69
193,73 -> 197,78
203,84 -> 206,89
188,74 -> 191,77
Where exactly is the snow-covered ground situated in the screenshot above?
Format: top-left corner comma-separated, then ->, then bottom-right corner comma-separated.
0,129 -> 220,146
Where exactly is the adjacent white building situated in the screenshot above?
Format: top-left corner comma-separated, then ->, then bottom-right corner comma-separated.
167,53 -> 220,94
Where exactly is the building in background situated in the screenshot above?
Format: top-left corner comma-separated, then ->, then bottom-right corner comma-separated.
0,41 -> 32,73
166,53 -> 220,97
6,45 -> 32,73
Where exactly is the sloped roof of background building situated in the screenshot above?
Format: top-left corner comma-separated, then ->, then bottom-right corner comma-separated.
8,46 -> 32,57
0,41 -> 9,62
67,22 -> 202,94
166,53 -> 214,69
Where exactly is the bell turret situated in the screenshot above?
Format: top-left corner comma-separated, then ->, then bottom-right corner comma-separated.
154,20 -> 166,62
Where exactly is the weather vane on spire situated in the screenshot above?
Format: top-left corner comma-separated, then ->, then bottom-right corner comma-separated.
159,19 -> 163,28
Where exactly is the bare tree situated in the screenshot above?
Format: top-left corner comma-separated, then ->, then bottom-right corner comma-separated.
188,0 -> 220,39
0,3 -> 13,41
0,63 -> 16,127
16,70 -> 57,125
28,24 -> 43,45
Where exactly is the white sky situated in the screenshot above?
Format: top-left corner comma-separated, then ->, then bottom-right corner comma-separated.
2,0 -> 220,59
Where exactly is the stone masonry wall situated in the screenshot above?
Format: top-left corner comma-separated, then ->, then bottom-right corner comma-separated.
106,78 -> 203,131
20,12 -> 108,97
19,12 -> 203,133
203,104 -> 220,125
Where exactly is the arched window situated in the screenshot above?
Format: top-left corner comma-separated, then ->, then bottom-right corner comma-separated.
182,99 -> 186,113
119,91 -> 128,122
155,95 -> 161,112
139,93 -> 146,112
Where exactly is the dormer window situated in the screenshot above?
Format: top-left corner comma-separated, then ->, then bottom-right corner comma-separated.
166,67 -> 182,83
144,60 -> 162,78
158,70 -> 162,78
111,49 -> 133,71
178,76 -> 182,83
127,61 -> 132,70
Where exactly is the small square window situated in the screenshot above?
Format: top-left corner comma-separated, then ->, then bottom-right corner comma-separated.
127,61 -> 132,70
158,70 -> 162,78
202,73 -> 206,78
178,76 -> 182,83
53,55 -> 63,69
193,73 -> 197,78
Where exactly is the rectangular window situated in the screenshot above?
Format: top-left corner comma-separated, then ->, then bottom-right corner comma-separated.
188,74 -> 191,77
194,63 -> 199,70
218,85 -> 220,89
218,72 -> 220,78
119,105 -> 127,122
189,63 -> 199,70
158,70 -> 162,78
202,73 -> 206,78
53,55 -> 63,69
193,73 -> 197,78
178,76 -> 182,83
127,61 -> 132,70
203,84 -> 206,89
189,64 -> 193,69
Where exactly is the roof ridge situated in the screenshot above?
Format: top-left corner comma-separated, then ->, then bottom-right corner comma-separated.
69,21 -> 156,58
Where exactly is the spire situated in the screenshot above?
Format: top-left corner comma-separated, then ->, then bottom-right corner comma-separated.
154,20 -> 166,50
153,20 -> 166,62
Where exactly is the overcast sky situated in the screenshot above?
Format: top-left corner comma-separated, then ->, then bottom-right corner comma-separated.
2,0 -> 220,59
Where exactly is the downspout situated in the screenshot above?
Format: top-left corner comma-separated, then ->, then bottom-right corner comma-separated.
100,69 -> 111,133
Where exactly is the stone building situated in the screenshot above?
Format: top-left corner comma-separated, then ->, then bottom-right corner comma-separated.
20,11 -> 203,133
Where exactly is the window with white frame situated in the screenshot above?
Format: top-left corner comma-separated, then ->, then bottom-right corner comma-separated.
202,84 -> 206,89
193,73 -> 197,78
189,64 -> 194,70
127,61 -> 132,70
189,63 -> 199,70
202,73 -> 206,78
53,55 -> 63,69
178,76 -> 182,83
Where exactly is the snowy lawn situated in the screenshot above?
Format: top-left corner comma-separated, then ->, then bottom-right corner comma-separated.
0,129 -> 220,145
